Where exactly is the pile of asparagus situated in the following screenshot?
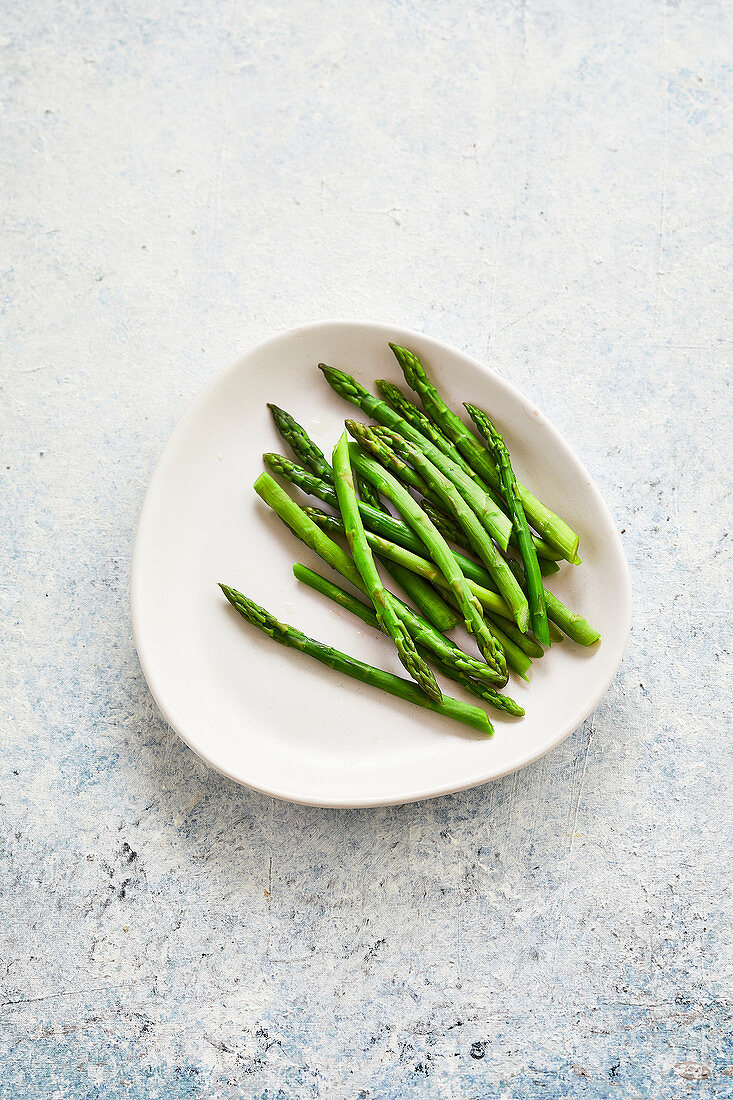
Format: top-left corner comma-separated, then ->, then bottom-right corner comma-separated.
220,344 -> 600,736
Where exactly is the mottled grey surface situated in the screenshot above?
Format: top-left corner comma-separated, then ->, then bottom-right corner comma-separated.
1,0 -> 731,1096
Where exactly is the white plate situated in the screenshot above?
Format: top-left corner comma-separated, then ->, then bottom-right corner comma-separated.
132,321 -> 631,807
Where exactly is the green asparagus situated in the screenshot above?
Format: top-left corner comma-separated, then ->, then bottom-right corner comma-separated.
263,451 -> 413,545
377,381 -> 563,564
389,343 -> 581,564
345,419 -> 429,495
305,508 -> 511,617
303,509 -> 532,678
318,365 -> 513,550
465,404 -> 550,646
332,433 -> 442,702
380,428 -> 530,634
265,408 -> 385,514
376,379 -> 461,457
293,564 -> 524,716
349,444 -> 506,676
267,403 -> 332,481
256,473 -> 507,685
484,611 -> 544,659
220,585 -> 493,734
423,500 -> 559,584
260,459 -> 457,633
291,504 -> 455,633
507,558 -> 601,646
421,500 -> 474,551
380,559 -> 459,634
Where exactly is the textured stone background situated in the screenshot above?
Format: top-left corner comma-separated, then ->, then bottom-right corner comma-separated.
1,0 -> 731,1096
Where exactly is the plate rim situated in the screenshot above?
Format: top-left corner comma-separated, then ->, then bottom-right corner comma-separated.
131,319 -> 632,807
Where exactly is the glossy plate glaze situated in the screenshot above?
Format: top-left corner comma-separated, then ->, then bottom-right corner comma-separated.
132,322 -> 631,807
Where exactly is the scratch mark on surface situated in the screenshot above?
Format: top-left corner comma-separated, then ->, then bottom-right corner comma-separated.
2,984 -> 121,1008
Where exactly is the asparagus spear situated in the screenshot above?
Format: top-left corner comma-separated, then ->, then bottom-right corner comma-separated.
260,466 -> 573,650
303,510 -> 534,675
319,365 -> 513,550
349,445 -> 506,676
256,473 -> 507,685
506,559 -> 601,646
484,611 -> 544,659
464,405 -> 550,646
346,419 -> 429,495
267,404 -> 386,514
303,509 -> 529,675
377,384 -> 566,565
262,453 -> 454,631
421,500 -> 474,551
374,427 -> 530,634
376,378 -> 559,555
264,451 -> 411,541
332,433 -> 442,702
389,343 -> 581,564
220,585 -> 493,734
267,403 -> 332,481
305,508 -> 512,617
355,474 -> 386,513
376,380 -> 462,457
380,559 -> 459,634
293,564 -> 524,716
255,471 -> 364,587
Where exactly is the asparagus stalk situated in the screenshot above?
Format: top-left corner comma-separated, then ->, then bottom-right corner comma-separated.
377,385 -> 565,564
256,474 -> 506,685
424,501 -> 560,585
379,559 -> 459,634
355,474 -> 386,513
389,343 -> 581,564
293,564 -> 524,716
376,427 -> 530,634
267,405 -> 386,515
305,508 -> 512,617
319,365 -> 513,550
376,379 -> 567,555
369,424 -> 516,555
421,500 -> 474,551
262,455 -> 454,631
349,444 -> 506,676
464,405 -> 551,646
299,508 -> 534,673
376,379 -> 470,462
220,584 -> 493,734
265,453 -> 561,607
261,465 -> 575,650
263,453 -> 411,543
346,419 -> 429,495
332,433 -> 442,702
304,509 -> 531,678
484,611 -> 544,659
255,471 -> 364,588
506,559 -> 601,646
267,403 -> 332,481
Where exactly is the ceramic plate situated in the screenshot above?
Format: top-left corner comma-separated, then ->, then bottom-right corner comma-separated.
132,321 -> 631,807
